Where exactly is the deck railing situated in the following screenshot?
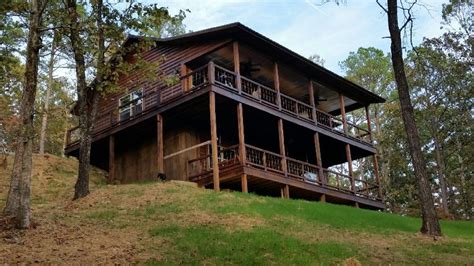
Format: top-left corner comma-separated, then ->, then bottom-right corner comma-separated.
241,144 -> 379,200
177,142 -> 381,201
66,62 -> 372,147
187,145 -> 240,182
206,63 -> 372,145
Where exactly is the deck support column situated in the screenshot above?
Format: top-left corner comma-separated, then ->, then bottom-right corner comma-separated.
345,144 -> 355,193
278,119 -> 287,175
108,135 -> 115,183
233,41 -> 242,93
284,184 -> 290,199
313,132 -> 325,184
320,194 -> 326,203
241,173 -> 248,193
157,114 -> 164,176
274,62 -> 281,109
237,102 -> 247,193
180,64 -> 189,92
308,79 -> 317,124
209,91 -> 220,191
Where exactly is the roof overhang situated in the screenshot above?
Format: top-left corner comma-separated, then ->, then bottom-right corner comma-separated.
125,22 -> 386,105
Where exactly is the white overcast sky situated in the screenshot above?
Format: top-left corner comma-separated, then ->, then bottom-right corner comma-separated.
160,0 -> 448,74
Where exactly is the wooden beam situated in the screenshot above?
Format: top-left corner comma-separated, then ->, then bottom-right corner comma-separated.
157,114 -> 164,174
354,202 -> 360,208
180,64 -> 188,91
108,135 -> 115,183
339,93 -> 348,134
233,41 -> 242,93
241,173 -> 248,193
274,62 -> 281,109
308,79 -> 317,123
365,105 -> 373,143
237,103 -> 246,164
164,140 -> 211,160
284,184 -> 290,199
320,194 -> 326,203
345,143 -> 355,193
209,91 -> 220,191
208,61 -> 215,84
277,119 -> 287,174
313,132 -> 325,184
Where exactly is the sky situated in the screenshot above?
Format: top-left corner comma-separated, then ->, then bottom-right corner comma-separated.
159,0 -> 448,74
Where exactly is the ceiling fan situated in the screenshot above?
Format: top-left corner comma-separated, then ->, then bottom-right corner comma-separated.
313,87 -> 328,106
240,59 -> 261,77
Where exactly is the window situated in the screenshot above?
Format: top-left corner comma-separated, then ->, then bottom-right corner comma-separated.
119,90 -> 143,121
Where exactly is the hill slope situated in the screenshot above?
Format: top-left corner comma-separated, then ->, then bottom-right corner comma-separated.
0,154 -> 473,264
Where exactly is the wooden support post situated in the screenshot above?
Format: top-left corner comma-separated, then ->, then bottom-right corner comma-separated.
274,62 -> 281,109
281,188 -> 285,198
237,103 -> 246,164
284,184 -> 290,199
320,194 -> 326,203
241,173 -> 248,193
354,202 -> 360,208
373,154 -> 383,199
157,114 -> 164,174
365,105 -> 373,143
233,41 -> 242,93
209,91 -> 220,191
339,93 -> 348,134
308,80 -> 317,123
345,144 -> 355,193
278,119 -> 287,175
180,64 -> 188,91
208,61 -> 215,84
314,132 -> 325,184
108,135 -> 115,183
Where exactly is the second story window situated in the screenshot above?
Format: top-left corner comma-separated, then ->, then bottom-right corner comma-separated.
119,90 -> 143,121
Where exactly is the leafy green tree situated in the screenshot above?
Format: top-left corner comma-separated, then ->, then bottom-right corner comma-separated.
60,0 -> 187,199
3,0 -> 49,229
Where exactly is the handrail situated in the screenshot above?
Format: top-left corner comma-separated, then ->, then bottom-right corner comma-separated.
66,62 -> 373,148
180,64 -> 209,80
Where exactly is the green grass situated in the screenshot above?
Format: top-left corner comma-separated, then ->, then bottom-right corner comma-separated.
198,191 -> 474,239
147,225 -> 356,265
1,155 -> 473,264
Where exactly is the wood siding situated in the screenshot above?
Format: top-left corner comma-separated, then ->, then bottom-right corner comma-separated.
93,39 -> 230,135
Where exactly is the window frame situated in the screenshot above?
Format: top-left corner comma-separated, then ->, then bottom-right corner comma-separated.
118,89 -> 144,121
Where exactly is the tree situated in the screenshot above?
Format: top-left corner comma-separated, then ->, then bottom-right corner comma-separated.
62,0 -> 187,200
3,0 -> 48,229
38,31 -> 59,154
378,0 -> 442,236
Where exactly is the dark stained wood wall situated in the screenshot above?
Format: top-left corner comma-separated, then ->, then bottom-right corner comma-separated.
113,121 -> 158,182
93,39 -> 231,135
163,126 -> 202,181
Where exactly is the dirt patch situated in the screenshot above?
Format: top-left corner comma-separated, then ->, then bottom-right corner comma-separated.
0,218 -> 148,264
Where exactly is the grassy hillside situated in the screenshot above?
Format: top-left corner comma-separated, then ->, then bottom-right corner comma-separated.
0,154 -> 473,264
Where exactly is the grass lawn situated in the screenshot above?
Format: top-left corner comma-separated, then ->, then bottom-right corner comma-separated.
1,154 -> 473,264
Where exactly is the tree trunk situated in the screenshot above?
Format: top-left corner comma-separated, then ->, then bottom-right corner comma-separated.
39,33 -> 57,154
67,0 -> 103,200
432,129 -> 450,218
3,0 -> 46,229
386,0 -> 441,236
66,0 -> 92,200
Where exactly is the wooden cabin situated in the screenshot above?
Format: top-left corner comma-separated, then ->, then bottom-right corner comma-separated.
65,23 -> 385,209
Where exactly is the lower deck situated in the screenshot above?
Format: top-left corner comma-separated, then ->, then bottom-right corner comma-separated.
187,144 -> 383,209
